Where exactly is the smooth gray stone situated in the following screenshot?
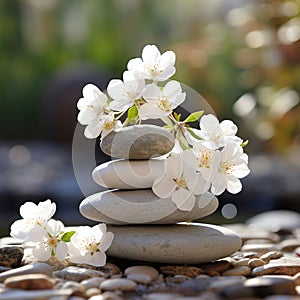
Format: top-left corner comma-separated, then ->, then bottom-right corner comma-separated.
92,158 -> 164,189
80,190 -> 218,224
107,223 -> 242,264
100,124 -> 175,159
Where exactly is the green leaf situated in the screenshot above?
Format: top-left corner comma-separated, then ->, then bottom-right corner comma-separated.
183,110 -> 204,123
177,130 -> 190,150
60,231 -> 76,242
241,140 -> 249,148
173,112 -> 181,121
186,127 -> 202,140
127,105 -> 138,121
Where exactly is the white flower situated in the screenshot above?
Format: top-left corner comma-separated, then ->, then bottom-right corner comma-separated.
68,224 -> 114,267
31,219 -> 68,262
198,114 -> 243,149
84,112 -> 122,139
77,84 -> 107,125
10,200 -> 56,241
210,143 -> 250,195
152,150 -> 207,211
127,44 -> 176,81
192,141 -> 221,188
107,71 -> 145,112
139,81 -> 186,120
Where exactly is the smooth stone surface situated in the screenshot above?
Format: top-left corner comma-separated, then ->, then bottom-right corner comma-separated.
246,210 -> 300,233
107,223 -> 242,264
4,274 -> 54,290
53,266 -> 108,282
124,266 -> 159,281
252,257 -> 300,276
0,263 -> 52,282
80,190 -> 218,224
92,159 -> 164,189
0,246 -> 24,268
100,278 -> 137,291
100,125 -> 175,159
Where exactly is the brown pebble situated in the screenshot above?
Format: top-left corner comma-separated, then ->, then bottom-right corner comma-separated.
166,274 -> 191,284
99,263 -> 122,276
4,273 -> 54,290
205,270 -> 220,276
0,246 -> 24,268
125,265 -> 159,281
198,260 -> 232,273
160,266 -> 204,278
100,278 -> 137,291
260,251 -> 284,263
248,258 -> 265,269
252,257 -> 300,276
234,258 -> 250,267
222,266 -> 251,276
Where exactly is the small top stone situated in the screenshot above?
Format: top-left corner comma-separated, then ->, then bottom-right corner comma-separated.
100,124 -> 175,159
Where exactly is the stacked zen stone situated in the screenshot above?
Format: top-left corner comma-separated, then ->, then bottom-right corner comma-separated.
80,125 -> 242,264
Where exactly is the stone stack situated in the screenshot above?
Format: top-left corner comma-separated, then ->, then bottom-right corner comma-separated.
80,124 -> 242,264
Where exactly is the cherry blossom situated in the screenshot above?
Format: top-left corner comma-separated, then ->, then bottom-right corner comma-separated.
68,224 -> 114,267
10,199 -> 56,241
107,71 -> 145,112
30,219 -> 68,262
139,81 -> 186,120
84,112 -> 122,139
127,44 -> 176,81
77,84 -> 107,125
210,143 -> 250,195
152,150 -> 207,211
198,114 -> 243,149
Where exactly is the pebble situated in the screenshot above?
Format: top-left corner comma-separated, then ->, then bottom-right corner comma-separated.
85,287 -> 101,297
244,276 -> 297,296
0,288 -> 74,300
98,263 -> 121,276
100,278 -> 137,291
80,190 -> 218,225
198,260 -> 232,274
90,291 -> 123,300
0,246 -> 24,268
107,223 -> 242,264
248,258 -> 265,269
80,277 -> 106,289
4,274 -> 54,290
100,124 -> 175,159
92,158 -> 164,189
246,210 -> 300,233
124,265 -> 159,281
222,266 -> 252,276
234,258 -> 250,267
224,224 -> 280,243
241,244 -> 279,253
160,266 -> 204,278
260,251 -> 283,263
0,262 -> 52,282
53,266 -> 108,282
279,239 -> 300,252
252,257 -> 300,276
127,273 -> 152,284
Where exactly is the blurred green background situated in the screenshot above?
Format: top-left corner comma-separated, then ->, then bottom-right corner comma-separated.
1,0 -> 300,234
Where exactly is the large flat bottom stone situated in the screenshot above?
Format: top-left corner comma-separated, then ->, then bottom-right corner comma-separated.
107,223 -> 242,264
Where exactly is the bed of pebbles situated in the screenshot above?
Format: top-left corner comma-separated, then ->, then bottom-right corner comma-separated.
0,214 -> 300,300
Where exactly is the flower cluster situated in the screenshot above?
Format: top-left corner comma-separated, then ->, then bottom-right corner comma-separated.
77,44 -> 250,211
10,200 -> 114,266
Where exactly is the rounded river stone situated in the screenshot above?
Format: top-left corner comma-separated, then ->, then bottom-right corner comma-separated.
100,125 -> 175,159
107,223 -> 242,264
92,158 -> 164,189
79,189 -> 218,224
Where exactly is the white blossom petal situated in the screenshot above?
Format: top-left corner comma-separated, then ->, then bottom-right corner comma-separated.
99,232 -> 114,252
227,177 -> 242,194
172,189 -> 195,211
55,242 -> 68,261
152,175 -> 176,199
